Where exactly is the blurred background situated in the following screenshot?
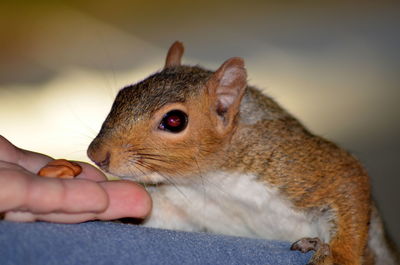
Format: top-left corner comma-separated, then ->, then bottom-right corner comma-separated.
1,1 -> 399,245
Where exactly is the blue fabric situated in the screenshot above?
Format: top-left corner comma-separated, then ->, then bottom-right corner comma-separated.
0,221 -> 312,265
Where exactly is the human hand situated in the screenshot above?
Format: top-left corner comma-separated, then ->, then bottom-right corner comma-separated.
0,135 -> 151,223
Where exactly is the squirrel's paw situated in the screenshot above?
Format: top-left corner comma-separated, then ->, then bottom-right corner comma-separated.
291,237 -> 332,265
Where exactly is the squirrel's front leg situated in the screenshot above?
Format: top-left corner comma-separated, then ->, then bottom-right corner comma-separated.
291,237 -> 333,265
291,235 -> 364,265
291,202 -> 370,265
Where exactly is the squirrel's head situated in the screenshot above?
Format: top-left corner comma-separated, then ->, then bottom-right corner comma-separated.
87,41 -> 247,183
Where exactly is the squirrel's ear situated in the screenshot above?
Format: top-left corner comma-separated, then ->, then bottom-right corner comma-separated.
207,57 -> 247,135
164,41 -> 184,68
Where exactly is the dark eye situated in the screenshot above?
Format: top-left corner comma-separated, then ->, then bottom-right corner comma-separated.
158,110 -> 188,133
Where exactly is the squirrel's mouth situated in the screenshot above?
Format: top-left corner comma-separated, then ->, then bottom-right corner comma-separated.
116,171 -> 169,184
91,156 -> 171,184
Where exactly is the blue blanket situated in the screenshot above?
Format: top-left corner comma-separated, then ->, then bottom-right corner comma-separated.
0,221 -> 312,265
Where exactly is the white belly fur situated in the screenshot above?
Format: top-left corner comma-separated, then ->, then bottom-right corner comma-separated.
144,171 -> 332,243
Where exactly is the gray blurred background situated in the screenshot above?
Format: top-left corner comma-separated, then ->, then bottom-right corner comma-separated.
1,1 -> 399,245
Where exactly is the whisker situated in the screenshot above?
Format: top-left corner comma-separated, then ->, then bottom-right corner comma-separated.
133,152 -> 164,157
137,160 -> 190,202
138,156 -> 175,164
128,162 -> 150,192
193,155 -> 207,227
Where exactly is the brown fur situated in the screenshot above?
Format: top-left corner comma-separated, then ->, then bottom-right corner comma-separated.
88,42 -> 399,265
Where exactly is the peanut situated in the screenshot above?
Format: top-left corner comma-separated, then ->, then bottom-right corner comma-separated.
38,159 -> 82,179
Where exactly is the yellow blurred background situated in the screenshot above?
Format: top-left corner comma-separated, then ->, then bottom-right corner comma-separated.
1,1 -> 399,245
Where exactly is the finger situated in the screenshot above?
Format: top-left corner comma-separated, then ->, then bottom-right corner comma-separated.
4,210 -> 96,223
4,181 -> 152,223
74,162 -> 108,182
0,166 -> 31,212
24,176 -> 109,214
19,149 -> 53,173
0,167 -> 109,214
0,160 -> 109,214
0,160 -> 24,171
0,135 -> 105,179
0,135 -> 52,173
95,180 -> 152,220
0,135 -> 20,163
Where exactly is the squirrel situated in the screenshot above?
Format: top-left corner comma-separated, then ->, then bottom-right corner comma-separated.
87,41 -> 399,265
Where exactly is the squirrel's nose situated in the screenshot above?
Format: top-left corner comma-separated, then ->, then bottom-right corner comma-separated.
94,151 -> 111,170
87,142 -> 111,170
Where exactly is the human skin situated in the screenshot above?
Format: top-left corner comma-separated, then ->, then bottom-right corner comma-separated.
0,135 -> 152,223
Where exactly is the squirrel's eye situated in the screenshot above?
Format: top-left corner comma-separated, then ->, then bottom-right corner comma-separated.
158,110 -> 188,133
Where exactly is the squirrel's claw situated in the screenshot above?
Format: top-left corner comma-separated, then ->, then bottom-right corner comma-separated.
291,237 -> 332,265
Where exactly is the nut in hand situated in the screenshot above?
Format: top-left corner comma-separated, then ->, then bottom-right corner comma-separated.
38,159 -> 82,179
